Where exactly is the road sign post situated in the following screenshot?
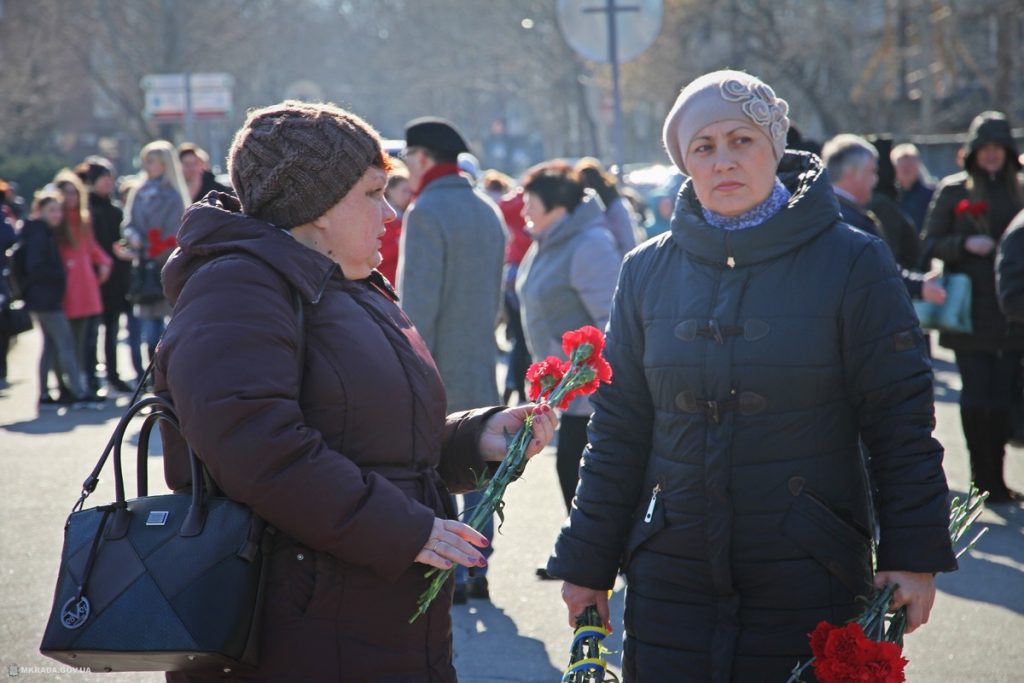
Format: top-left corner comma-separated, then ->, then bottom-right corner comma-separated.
556,0 -> 662,180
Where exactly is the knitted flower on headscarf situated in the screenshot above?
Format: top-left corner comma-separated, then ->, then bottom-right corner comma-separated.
720,78 -> 790,143
662,70 -> 791,174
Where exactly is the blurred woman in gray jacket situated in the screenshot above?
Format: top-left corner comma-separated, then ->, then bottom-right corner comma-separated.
516,161 -> 621,511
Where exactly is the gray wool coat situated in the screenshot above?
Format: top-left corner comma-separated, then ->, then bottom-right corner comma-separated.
516,193 -> 621,416
605,196 -> 639,257
397,174 -> 508,411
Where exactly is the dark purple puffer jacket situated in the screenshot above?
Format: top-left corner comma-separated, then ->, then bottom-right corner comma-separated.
156,193 -> 498,682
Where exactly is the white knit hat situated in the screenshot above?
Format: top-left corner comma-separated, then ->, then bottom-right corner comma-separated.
663,70 -> 790,174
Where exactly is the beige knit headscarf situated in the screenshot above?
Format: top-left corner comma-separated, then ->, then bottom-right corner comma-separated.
663,70 -> 790,174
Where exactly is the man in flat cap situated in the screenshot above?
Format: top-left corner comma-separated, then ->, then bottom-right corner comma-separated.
397,117 -> 508,603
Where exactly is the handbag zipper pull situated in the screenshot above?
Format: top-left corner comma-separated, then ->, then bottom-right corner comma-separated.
644,484 -> 662,523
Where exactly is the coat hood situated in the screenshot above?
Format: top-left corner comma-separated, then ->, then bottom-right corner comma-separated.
161,191 -> 338,306
669,151 -> 841,268
964,111 -> 1022,171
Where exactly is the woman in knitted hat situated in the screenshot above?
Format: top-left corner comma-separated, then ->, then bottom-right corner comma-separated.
922,111 -> 1024,504
548,70 -> 957,680
155,100 -> 556,682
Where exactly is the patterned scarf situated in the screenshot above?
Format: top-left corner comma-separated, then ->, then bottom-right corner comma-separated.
702,178 -> 791,231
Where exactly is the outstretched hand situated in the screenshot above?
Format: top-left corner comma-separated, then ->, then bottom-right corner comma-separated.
479,403 -> 558,462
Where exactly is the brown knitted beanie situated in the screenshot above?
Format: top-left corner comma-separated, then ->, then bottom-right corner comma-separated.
228,100 -> 384,228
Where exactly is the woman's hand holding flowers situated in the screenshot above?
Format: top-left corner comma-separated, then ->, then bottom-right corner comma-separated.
873,570 -> 936,634
479,403 -> 557,462
415,518 -> 490,572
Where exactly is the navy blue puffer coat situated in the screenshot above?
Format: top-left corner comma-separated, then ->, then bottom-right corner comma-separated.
548,152 -> 957,682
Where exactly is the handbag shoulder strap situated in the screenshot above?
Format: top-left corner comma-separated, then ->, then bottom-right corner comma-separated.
74,256 -> 306,509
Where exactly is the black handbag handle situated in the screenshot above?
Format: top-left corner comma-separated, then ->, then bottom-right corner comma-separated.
70,270 -> 305,523
102,396 -> 210,539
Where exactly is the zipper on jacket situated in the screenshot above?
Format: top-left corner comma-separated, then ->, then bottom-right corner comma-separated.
312,263 -> 338,304
643,483 -> 662,523
725,232 -> 736,268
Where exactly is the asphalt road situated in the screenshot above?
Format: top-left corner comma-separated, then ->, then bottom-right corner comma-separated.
1,328 -> 1021,682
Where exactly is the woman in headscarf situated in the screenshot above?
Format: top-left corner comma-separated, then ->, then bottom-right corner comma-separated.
548,71 -> 957,681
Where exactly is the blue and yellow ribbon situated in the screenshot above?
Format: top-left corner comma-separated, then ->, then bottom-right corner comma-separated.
562,624 -> 612,682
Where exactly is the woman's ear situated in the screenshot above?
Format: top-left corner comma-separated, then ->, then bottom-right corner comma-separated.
310,212 -> 331,233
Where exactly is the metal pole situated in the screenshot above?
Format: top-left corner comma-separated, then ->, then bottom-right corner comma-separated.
184,71 -> 195,142
607,0 -> 625,182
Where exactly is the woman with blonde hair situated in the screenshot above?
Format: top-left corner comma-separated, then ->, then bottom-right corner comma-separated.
53,169 -> 112,397
122,140 -> 189,364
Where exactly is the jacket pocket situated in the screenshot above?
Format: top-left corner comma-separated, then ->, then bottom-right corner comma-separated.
622,483 -> 666,569
264,538 -> 318,618
780,483 -> 872,595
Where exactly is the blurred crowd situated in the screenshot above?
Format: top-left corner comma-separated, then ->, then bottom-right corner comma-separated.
1,106 -> 1022,513
0,141 -> 225,407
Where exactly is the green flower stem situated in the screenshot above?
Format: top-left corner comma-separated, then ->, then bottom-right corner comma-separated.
410,355 -> 599,623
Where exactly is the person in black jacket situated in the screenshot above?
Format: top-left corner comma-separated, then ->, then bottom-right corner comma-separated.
77,158 -> 134,392
922,111 -> 1024,504
179,143 -> 231,204
21,191 -> 95,408
823,134 -> 945,303
549,70 -> 957,682
0,204 -> 16,386
891,143 -> 935,237
997,209 -> 1024,322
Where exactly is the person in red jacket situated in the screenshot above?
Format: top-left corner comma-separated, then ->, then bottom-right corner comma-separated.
53,170 -> 112,399
378,163 -> 412,284
498,186 -> 534,404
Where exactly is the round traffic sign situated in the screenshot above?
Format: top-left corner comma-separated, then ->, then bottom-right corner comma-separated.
556,0 -> 663,64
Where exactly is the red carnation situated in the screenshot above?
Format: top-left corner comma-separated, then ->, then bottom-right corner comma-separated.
866,641 -> 907,683
526,356 -> 567,402
810,621 -> 836,659
562,325 -> 605,362
558,352 -> 613,409
810,621 -> 907,683
147,227 -> 177,259
823,622 -> 869,665
954,198 -> 989,218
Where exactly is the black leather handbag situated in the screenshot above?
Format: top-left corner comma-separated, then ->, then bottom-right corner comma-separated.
40,265 -> 303,673
39,394 -> 269,673
1,299 -> 33,336
127,258 -> 165,305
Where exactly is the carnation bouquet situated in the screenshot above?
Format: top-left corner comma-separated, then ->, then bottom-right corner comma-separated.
787,486 -> 989,683
410,326 -> 612,622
